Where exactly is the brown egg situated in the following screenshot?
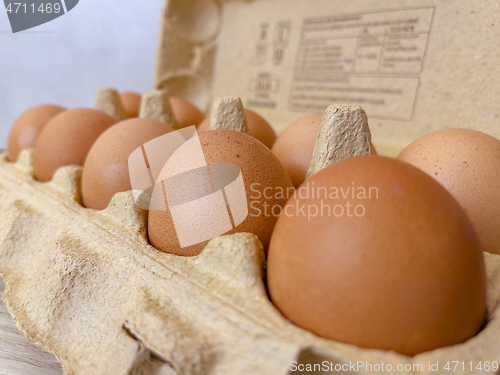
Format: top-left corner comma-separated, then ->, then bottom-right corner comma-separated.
398,128 -> 500,255
197,109 -> 277,149
34,108 -> 117,182
120,91 -> 141,118
7,104 -> 66,162
170,97 -> 205,129
267,156 -> 486,356
271,113 -> 322,187
82,118 -> 174,210
148,129 -> 294,256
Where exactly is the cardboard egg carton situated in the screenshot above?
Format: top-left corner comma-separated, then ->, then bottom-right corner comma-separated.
155,0 -> 500,157
0,98 -> 500,375
2,0 -> 500,372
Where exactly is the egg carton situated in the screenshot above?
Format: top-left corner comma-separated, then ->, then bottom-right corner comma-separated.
1,113 -> 500,374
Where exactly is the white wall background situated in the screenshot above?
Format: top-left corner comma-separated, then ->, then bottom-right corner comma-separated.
0,0 -> 164,150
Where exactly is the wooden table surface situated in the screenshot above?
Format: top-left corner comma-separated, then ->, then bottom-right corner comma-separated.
0,277 -> 63,375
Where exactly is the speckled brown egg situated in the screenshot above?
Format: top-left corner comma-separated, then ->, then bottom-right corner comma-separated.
271,113 -> 323,187
170,97 -> 205,129
7,104 -> 66,162
148,129 -> 294,256
120,91 -> 141,118
398,128 -> 500,255
197,109 -> 277,149
33,108 -> 117,182
82,118 -> 174,210
267,156 -> 486,356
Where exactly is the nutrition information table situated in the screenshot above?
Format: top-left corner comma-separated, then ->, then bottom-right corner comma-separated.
290,7 -> 435,121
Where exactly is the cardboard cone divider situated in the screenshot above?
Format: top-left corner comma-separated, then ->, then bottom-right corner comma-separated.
139,90 -> 179,130
94,87 -> 129,121
306,105 -> 374,178
0,92 -> 499,374
207,96 -> 250,134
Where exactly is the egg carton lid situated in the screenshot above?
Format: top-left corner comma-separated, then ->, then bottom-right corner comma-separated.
154,0 -> 500,156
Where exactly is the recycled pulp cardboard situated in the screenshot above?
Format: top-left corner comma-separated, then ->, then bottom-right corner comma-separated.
155,0 -> 500,156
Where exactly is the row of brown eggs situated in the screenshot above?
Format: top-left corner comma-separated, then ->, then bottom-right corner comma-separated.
6,92 -> 500,358
7,91 -> 293,255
